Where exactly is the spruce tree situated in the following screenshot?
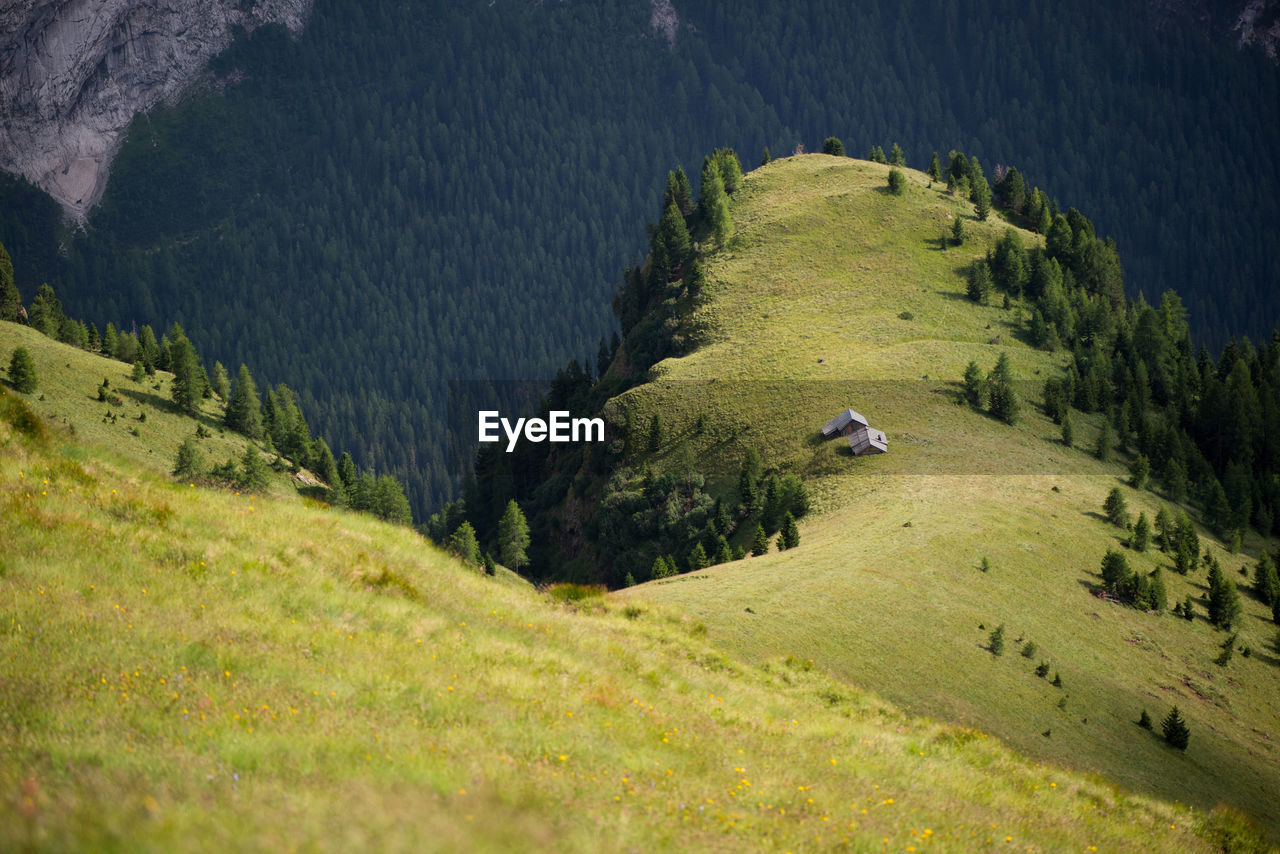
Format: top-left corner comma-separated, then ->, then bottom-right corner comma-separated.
168,334 -> 203,416
7,346 -> 37,394
779,512 -> 800,550
966,261 -> 992,303
648,412 -> 664,451
1161,706 -> 1190,750
1148,569 -> 1168,612
927,152 -> 941,183
751,523 -> 769,556
951,216 -> 965,246
483,553 -> 497,576
1100,549 -> 1132,596
173,436 -> 205,480
1131,512 -> 1151,552
688,542 -> 709,572
238,445 -> 270,491
821,136 -> 845,156
988,624 -> 1005,656
699,157 -> 733,246
1138,709 -> 1153,730
889,142 -> 906,166
226,364 -> 263,439
962,360 -> 984,407
713,148 -> 743,194
760,147 -> 771,166
714,535 -> 732,565
986,352 -> 1019,424
449,521 -> 481,566
1254,553 -> 1279,606
1061,412 -> 1074,447
1207,559 -> 1242,630
887,168 -> 907,195
1095,421 -> 1113,462
1154,506 -> 1173,552
0,242 -> 18,322
1103,487 -> 1129,528
1129,454 -> 1150,490
498,499 -> 531,573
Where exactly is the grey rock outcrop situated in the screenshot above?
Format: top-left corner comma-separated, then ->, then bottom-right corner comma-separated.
0,0 -> 312,221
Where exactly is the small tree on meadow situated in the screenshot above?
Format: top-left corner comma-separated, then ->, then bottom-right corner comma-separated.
7,346 -> 37,394
449,521 -> 481,567
889,143 -> 906,166
1253,552 -> 1279,606
173,436 -> 205,480
966,261 -> 992,303
1103,487 -> 1129,528
688,542 -> 709,572
951,216 -> 965,246
1129,454 -> 1151,490
237,444 -> 270,491
1100,549 -> 1132,596
751,523 -> 769,556
1095,421 -> 1113,462
927,152 -> 941,183
1061,412 -> 1074,447
1161,706 -> 1190,750
779,512 -> 800,550
1131,512 -> 1151,552
887,168 -> 907,196
986,352 -> 1019,424
498,499 -> 531,573
962,361 -> 984,408
988,624 -> 1005,656
822,136 -> 845,156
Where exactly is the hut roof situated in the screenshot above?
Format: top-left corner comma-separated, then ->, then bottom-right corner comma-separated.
821,408 -> 868,437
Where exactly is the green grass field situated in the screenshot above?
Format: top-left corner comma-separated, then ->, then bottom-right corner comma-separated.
0,325 -> 1230,850
622,155 -> 1280,839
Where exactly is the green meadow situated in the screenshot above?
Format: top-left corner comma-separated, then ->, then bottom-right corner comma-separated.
0,321 -> 1222,851
622,156 -> 1280,839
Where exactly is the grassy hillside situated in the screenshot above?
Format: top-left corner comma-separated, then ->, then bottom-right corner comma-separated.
0,330 -> 1229,850
622,155 -> 1280,837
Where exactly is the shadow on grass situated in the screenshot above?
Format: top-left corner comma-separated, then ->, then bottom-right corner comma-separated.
118,387 -> 225,433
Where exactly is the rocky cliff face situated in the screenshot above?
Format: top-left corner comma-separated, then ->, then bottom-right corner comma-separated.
0,0 -> 311,221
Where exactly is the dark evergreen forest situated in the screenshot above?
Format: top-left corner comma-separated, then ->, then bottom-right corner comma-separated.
1,0 -> 1277,518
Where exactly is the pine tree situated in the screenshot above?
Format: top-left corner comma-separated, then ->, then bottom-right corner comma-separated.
1207,559 -> 1243,630
966,261 -> 992,303
226,364 -> 263,439
987,352 -> 1019,424
714,535 -> 732,564
779,512 -> 800,550
1148,569 -> 1168,612
1138,709 -> 1153,730
173,436 -> 205,480
760,147 -> 771,166
238,445 -> 269,491
498,499 -> 531,573
821,136 -> 845,156
483,553 -> 497,576
648,412 -> 664,451
889,142 -> 906,166
951,216 -> 965,246
988,624 -> 1005,656
1154,506 -> 1174,552
927,152 -> 941,183
311,438 -> 342,496
168,334 -> 203,416
1129,454 -> 1150,490
7,346 -> 37,394
663,167 -> 694,218
750,523 -> 769,556
449,521 -> 481,567
713,148 -> 743,194
688,542 -> 709,572
1061,412 -> 1074,447
1254,553 -> 1280,606
962,360 -> 984,407
868,145 -> 886,163
1131,512 -> 1151,552
0,241 -> 18,322
887,168 -> 907,195
1095,421 -> 1113,462
650,555 -> 673,580
699,157 -> 733,246
1161,706 -> 1190,750
1100,549 -> 1132,596
1103,487 -> 1129,528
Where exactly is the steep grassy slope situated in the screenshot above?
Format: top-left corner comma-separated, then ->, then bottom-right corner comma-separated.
623,155 -> 1280,836
0,335 -> 1223,850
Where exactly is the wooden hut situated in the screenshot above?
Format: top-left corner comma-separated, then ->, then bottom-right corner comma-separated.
822,408 -> 888,456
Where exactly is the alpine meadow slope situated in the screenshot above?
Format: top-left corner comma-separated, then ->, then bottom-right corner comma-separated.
0,325 -> 1229,852
612,154 -> 1280,838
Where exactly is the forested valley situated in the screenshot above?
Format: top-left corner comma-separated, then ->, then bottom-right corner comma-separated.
1,0 -> 1277,519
